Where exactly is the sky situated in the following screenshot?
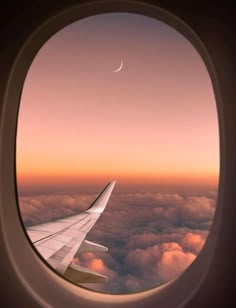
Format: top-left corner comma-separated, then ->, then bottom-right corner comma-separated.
16,13 -> 219,294
16,12 -> 219,190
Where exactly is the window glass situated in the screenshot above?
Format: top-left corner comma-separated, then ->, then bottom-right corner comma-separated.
16,13 -> 219,294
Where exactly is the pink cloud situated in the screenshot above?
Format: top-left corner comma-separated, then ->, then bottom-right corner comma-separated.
125,242 -> 196,284
181,232 -> 205,254
76,252 -> 117,280
157,242 -> 196,282
18,188 -> 217,293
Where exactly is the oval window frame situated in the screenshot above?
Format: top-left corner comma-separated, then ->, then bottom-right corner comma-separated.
0,1 -> 223,307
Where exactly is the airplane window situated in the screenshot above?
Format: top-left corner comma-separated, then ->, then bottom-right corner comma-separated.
16,12 -> 219,294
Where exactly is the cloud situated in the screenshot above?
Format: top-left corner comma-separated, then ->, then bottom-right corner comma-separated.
19,193 -> 96,226
181,232 -> 205,254
125,242 -> 196,284
76,252 -> 118,280
156,242 -> 196,282
18,187 -> 217,293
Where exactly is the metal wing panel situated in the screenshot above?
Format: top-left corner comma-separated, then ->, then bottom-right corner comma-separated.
26,181 -> 116,277
42,211 -> 101,274
27,213 -> 89,243
30,216 -> 87,260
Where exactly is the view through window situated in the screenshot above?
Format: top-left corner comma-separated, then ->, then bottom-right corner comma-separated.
16,13 -> 218,294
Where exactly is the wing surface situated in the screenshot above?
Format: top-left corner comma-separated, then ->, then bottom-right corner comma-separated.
26,181 -> 115,281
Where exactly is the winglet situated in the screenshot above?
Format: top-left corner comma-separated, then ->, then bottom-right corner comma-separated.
86,181 -> 116,213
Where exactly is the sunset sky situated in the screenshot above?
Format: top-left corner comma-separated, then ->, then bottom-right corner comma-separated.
16,12 -> 219,190
17,13 -> 219,294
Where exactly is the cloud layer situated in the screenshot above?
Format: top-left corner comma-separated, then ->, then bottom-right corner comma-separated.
19,187 -> 216,294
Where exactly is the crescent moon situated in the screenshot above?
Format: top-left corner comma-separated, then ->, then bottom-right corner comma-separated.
113,60 -> 123,73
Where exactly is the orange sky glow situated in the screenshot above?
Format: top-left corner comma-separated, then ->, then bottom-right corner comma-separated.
16,13 -> 219,189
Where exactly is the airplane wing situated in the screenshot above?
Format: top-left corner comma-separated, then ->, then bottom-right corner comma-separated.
26,181 -> 116,283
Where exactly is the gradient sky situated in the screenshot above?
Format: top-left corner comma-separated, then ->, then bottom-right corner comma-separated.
16,12 -> 219,189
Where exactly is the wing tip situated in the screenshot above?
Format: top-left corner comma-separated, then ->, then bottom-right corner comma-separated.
87,181 -> 116,213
